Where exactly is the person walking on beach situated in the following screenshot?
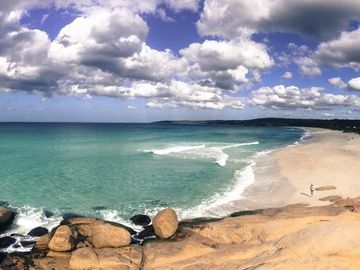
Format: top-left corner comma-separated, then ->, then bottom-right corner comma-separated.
310,184 -> 315,197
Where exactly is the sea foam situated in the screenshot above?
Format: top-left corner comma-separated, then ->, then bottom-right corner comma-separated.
143,141 -> 259,167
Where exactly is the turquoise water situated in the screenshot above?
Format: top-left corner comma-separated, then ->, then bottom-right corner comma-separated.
0,123 -> 303,235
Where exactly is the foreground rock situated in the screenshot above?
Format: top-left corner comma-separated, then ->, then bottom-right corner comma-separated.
0,206 -> 15,232
152,208 -> 178,239
8,199 -> 360,269
69,246 -> 142,270
85,222 -> 132,248
143,199 -> 360,269
48,225 -> 74,252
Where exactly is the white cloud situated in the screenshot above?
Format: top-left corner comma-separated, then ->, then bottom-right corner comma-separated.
48,8 -> 148,63
279,44 -> 322,77
251,85 -> 360,109
328,77 -> 347,89
197,0 -> 360,40
282,71 -> 292,79
315,28 -> 360,70
180,38 -> 274,90
348,77 -> 360,90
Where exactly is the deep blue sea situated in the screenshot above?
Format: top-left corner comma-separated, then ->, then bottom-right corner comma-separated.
0,123 -> 304,249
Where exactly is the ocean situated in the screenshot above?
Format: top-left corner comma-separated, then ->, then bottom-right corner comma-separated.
0,123 -> 305,251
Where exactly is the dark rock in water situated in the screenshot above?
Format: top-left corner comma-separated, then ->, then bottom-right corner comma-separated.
0,207 -> 15,233
13,243 -> 21,249
0,236 -> 16,249
0,252 -> 7,263
0,255 -> 17,270
0,252 -> 34,270
130,214 -> 151,226
131,235 -> 142,245
61,213 -> 85,224
20,240 -> 36,247
27,227 -> 49,237
92,206 -> 107,210
43,210 -> 54,218
138,225 -> 155,239
9,233 -> 24,238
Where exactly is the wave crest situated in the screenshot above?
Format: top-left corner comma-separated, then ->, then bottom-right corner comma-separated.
143,141 -> 259,167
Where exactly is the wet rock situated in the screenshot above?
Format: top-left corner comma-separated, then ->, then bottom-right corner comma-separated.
27,226 -> 49,237
0,207 -> 15,232
43,210 -> 54,218
63,217 -> 99,226
153,208 -> 178,239
0,252 -> 34,270
130,214 -> 151,226
20,240 -> 36,247
131,235 -> 142,245
48,225 -> 74,252
138,225 -> 156,239
0,236 -> 16,249
0,252 -> 7,264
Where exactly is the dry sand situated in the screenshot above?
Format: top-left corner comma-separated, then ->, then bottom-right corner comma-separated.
274,128 -> 360,206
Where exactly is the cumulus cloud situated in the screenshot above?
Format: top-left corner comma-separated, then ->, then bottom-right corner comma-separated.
282,72 -> 293,79
277,43 -> 322,77
251,85 -> 360,109
348,77 -> 360,90
328,77 -> 347,89
63,80 -> 245,110
197,0 -> 360,40
315,28 -> 360,70
1,0 -> 360,114
180,39 -> 274,91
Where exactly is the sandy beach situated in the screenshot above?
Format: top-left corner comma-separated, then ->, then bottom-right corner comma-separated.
274,128 -> 360,206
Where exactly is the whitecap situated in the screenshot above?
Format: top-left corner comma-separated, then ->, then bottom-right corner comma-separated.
142,141 -> 259,167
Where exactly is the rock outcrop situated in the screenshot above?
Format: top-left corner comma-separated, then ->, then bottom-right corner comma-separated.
69,246 -> 142,270
152,208 -> 178,239
4,200 -> 360,270
0,206 -> 15,232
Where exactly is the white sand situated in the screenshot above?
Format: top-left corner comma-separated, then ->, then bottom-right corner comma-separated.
273,128 -> 360,205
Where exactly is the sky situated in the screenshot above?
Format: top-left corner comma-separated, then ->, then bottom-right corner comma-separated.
0,0 -> 360,122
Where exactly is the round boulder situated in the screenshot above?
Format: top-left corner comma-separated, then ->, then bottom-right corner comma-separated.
0,207 -> 15,232
88,223 -> 131,248
48,225 -> 74,252
130,214 -> 151,226
152,208 -> 178,239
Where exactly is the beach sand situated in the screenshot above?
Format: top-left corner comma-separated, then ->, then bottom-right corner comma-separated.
274,128 -> 360,206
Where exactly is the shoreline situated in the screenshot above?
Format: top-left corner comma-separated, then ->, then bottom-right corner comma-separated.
273,128 -> 360,206
2,128 -> 360,269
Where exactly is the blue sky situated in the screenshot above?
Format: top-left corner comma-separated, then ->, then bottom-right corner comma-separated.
0,0 -> 360,122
